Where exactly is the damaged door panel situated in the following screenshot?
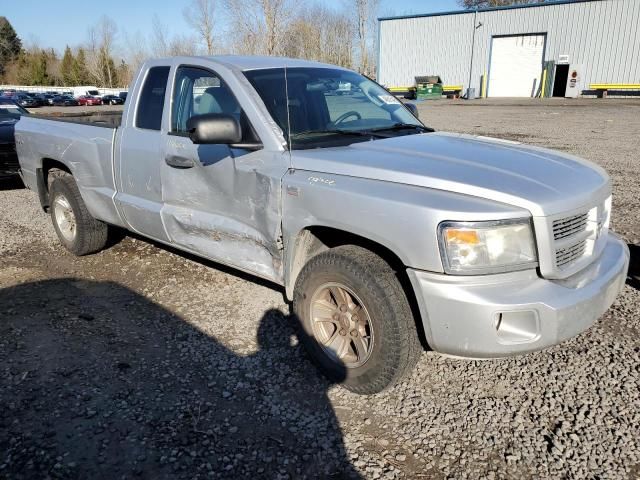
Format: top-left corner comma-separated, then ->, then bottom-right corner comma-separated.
161,138 -> 287,282
161,64 -> 288,283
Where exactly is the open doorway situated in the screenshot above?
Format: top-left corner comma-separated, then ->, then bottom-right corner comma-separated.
552,64 -> 570,97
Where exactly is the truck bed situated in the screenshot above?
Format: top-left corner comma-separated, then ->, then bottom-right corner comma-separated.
15,114 -> 122,226
29,111 -> 122,128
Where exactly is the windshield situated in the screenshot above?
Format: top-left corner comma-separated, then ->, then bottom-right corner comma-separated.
87,90 -> 100,96
244,67 -> 426,149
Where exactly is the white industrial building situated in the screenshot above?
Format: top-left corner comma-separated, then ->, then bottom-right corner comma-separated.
377,0 -> 640,97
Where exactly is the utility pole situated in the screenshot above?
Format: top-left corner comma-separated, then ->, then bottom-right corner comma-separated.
466,8 -> 482,99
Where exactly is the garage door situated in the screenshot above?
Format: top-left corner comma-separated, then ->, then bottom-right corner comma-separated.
488,35 -> 545,97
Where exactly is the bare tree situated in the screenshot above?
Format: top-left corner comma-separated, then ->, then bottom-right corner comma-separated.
169,34 -> 201,56
150,15 -> 169,57
86,16 -> 118,87
123,31 -> 149,83
224,0 -> 295,56
183,0 -> 216,55
150,14 -> 200,58
350,0 -> 380,76
282,6 -> 353,68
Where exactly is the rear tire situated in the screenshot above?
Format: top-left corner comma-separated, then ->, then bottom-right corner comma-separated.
293,245 -> 422,395
49,172 -> 109,256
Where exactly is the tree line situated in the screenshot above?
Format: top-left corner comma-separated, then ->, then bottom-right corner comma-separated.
0,16 -> 128,87
0,0 -> 380,88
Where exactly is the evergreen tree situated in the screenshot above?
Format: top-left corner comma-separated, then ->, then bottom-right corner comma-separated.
60,45 -> 75,86
15,52 -> 30,84
0,17 -> 23,78
30,50 -> 49,85
72,48 -> 89,85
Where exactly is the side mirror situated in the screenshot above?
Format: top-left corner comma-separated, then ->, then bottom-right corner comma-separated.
187,113 -> 242,144
404,102 -> 419,119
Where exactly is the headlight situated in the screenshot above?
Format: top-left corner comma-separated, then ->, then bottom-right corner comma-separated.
438,219 -> 538,275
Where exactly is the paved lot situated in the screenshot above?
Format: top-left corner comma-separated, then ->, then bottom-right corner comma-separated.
1,99 -> 639,479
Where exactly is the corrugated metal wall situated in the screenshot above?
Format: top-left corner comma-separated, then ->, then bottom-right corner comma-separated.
378,0 -> 640,94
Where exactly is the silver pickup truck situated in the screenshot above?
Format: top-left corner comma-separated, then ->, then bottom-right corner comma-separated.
16,56 -> 629,394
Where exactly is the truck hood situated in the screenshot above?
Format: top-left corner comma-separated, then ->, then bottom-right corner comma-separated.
290,132 -> 610,216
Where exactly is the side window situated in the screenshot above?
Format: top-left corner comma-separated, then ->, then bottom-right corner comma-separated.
171,66 -> 240,134
135,66 -> 170,131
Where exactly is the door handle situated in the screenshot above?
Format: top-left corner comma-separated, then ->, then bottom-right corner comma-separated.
165,155 -> 195,169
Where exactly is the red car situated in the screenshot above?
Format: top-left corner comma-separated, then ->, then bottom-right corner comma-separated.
77,95 -> 102,106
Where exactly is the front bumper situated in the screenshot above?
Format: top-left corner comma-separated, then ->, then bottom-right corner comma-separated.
408,233 -> 629,358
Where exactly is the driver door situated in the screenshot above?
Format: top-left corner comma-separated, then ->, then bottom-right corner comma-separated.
159,65 -> 287,282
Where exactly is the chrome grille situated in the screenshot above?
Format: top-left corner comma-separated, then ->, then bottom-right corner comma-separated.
555,240 -> 587,268
552,213 -> 588,240
539,196 -> 611,278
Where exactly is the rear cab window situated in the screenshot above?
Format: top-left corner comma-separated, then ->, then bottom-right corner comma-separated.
136,66 -> 170,130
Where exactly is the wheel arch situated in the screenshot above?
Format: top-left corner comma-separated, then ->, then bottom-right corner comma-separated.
36,158 -> 72,211
285,226 -> 410,299
285,225 -> 431,350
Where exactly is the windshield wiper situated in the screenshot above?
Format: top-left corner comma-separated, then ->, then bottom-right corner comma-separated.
291,129 -> 386,139
369,123 -> 434,133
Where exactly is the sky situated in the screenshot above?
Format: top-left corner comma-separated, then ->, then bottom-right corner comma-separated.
3,0 -> 461,54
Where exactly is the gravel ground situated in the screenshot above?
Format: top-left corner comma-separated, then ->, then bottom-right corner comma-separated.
1,98 -> 639,479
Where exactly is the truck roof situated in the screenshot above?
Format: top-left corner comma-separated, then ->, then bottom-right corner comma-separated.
155,55 -> 346,72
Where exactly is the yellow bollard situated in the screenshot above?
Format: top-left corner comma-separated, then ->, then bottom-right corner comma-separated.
541,69 -> 548,98
482,71 -> 487,98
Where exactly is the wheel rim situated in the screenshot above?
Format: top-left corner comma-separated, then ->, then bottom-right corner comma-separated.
53,194 -> 77,242
309,282 -> 374,369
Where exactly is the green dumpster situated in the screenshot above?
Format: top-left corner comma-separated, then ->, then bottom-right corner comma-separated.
415,75 -> 443,100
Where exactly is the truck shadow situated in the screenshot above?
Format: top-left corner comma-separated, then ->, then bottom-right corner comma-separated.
626,243 -> 640,289
0,175 -> 24,191
0,278 -> 360,479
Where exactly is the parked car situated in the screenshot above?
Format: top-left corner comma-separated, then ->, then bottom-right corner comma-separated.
11,94 -> 40,108
71,86 -> 101,98
0,98 -> 28,178
118,91 -> 128,101
32,93 -> 49,107
14,56 -> 630,394
77,95 -> 102,106
101,94 -> 124,105
36,93 -> 57,106
52,95 -> 79,107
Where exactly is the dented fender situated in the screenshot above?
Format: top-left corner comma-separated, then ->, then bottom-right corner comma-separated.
281,170 -> 530,298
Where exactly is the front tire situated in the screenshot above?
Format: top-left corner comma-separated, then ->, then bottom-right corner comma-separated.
293,245 -> 422,395
49,172 -> 109,255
